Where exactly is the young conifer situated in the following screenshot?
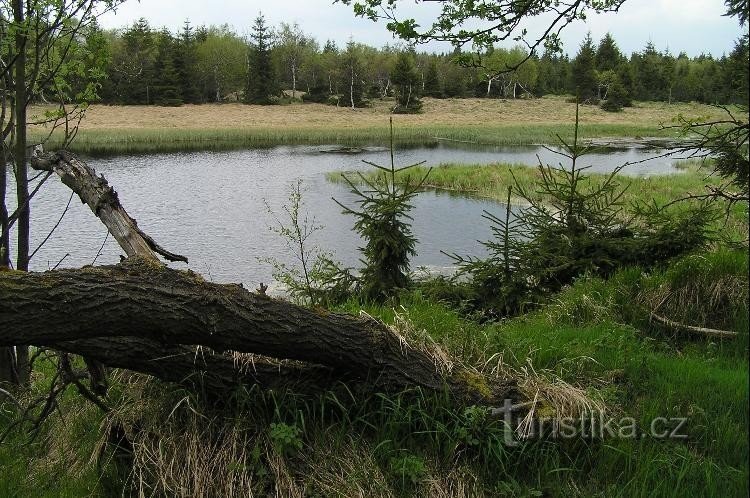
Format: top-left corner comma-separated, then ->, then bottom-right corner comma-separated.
334,118 -> 431,302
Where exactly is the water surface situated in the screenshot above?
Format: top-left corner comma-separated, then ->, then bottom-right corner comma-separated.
6,143 -> 690,289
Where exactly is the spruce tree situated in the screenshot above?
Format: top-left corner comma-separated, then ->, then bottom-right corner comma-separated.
176,20 -> 201,104
423,59 -> 442,97
334,119 -> 432,302
153,29 -> 182,106
391,51 -> 422,113
572,33 -> 598,101
600,76 -> 630,112
245,14 -> 277,104
595,33 -> 622,72
724,35 -> 749,104
633,42 -> 665,100
117,18 -> 156,104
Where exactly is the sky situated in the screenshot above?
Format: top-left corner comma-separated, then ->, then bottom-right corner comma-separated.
97,0 -> 747,57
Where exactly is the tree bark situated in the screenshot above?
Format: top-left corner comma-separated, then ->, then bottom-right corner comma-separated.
12,0 -> 27,273
11,0 -> 29,385
0,145 -> 8,268
52,337 -> 347,395
0,259 -> 514,401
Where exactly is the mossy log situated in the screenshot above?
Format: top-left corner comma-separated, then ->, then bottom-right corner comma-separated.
0,259 -> 514,401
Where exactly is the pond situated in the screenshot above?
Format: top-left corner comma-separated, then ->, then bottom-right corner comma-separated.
7,143 -> 693,290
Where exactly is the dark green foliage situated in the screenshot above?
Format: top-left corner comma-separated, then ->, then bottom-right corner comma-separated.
175,21 -> 202,104
571,34 -> 598,102
334,119 -> 431,302
245,14 -> 278,105
600,76 -> 630,111
631,42 -> 667,101
390,51 -> 422,113
536,51 -> 571,95
110,18 -> 157,104
152,29 -> 183,106
595,33 -> 623,72
724,0 -> 749,25
446,187 -> 533,318
724,35 -> 749,105
449,105 -> 714,318
301,85 -> 331,103
388,453 -> 427,490
423,59 -> 442,97
92,21 -> 747,107
442,58 -> 469,97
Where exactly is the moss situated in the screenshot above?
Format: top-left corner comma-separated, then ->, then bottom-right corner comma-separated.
535,403 -> 557,419
456,369 -> 493,399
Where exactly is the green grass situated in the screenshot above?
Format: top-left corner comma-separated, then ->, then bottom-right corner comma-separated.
1,249 -> 747,496
329,160 -> 713,204
31,122 -> 681,155
328,160 -> 750,242
0,358 -> 107,497
342,248 -> 750,496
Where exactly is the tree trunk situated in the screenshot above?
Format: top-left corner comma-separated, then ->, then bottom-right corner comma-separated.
291,63 -> 297,99
0,259 -> 514,402
12,0 -> 29,385
52,337 -> 349,395
1,144 -> 9,267
0,146 -> 10,383
12,0 -> 27,273
30,149 -> 187,264
214,66 -> 221,102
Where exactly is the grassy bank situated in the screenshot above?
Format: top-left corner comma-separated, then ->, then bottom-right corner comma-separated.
328,161 -> 750,240
2,249 -> 747,496
28,97 -> 733,155
328,161 -> 718,205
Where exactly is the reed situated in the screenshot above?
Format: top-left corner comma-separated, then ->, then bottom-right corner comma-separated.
27,96 -> 736,155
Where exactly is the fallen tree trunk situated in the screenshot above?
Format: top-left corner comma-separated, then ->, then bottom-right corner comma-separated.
650,312 -> 738,339
52,338 -> 346,394
0,259 -> 511,401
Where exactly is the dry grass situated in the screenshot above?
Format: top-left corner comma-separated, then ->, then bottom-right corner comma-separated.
26,97 -> 735,155
30,97 -> 725,131
301,434 -> 393,497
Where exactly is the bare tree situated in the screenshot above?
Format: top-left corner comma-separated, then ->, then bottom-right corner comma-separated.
0,0 -> 122,385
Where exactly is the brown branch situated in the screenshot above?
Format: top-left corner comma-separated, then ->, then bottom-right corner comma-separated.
650,312 -> 739,339
30,148 -> 188,264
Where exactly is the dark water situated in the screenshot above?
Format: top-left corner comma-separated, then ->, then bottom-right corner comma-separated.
6,143 -> 688,290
